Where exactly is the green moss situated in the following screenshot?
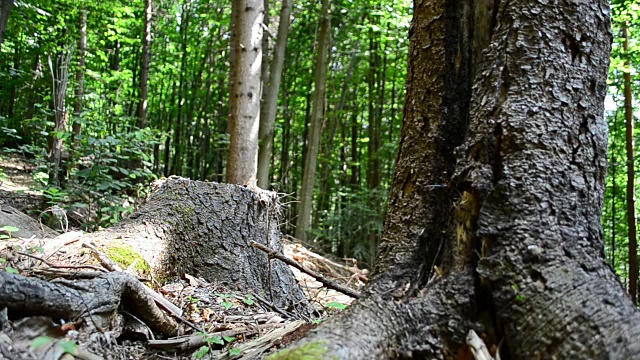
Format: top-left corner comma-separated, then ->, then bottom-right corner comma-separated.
174,204 -> 195,217
103,244 -> 151,275
267,341 -> 333,360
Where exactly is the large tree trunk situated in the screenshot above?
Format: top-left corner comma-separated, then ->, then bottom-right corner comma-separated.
0,0 -> 12,50
80,177 -> 311,313
283,0 -> 640,358
257,0 -> 292,189
226,0 -> 264,185
294,0 -> 331,242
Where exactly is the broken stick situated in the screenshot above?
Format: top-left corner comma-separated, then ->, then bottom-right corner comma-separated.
250,241 -> 361,299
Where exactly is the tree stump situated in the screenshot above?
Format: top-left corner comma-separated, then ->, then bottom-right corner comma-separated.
83,176 -> 310,314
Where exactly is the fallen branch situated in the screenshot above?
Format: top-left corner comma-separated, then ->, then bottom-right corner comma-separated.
147,322 -> 291,352
16,251 -> 107,273
251,241 -> 361,299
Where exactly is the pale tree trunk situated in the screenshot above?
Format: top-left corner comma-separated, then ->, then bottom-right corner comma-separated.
623,24 -> 638,304
282,0 -> 640,358
257,0 -> 292,189
0,0 -> 12,50
227,0 -> 264,185
48,51 -> 73,186
316,47 -> 359,227
137,0 -> 152,129
72,8 -> 87,145
294,0 -> 330,242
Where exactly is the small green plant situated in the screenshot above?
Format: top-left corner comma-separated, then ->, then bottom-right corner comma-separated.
223,336 -> 236,343
229,347 -> 242,356
325,302 -> 348,311
243,294 -> 255,306
4,266 -> 19,274
31,336 -> 78,356
194,345 -> 210,359
194,332 -> 237,359
42,187 -> 68,205
0,226 -> 19,240
221,301 -> 233,310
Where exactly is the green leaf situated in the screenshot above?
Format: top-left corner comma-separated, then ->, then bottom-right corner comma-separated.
0,235 -> 9,240
221,301 -> 233,310
5,267 -> 19,274
0,226 -> 19,232
0,258 -> 6,263
223,335 -> 236,343
31,336 -> 54,349
229,348 -> 242,356
205,335 -> 224,345
194,345 -> 210,359
59,340 -> 78,355
325,302 -> 348,310
242,295 -> 255,306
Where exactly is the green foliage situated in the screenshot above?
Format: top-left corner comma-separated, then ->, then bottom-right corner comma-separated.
266,341 -> 332,360
324,302 -> 348,310
194,345 -> 210,359
0,0 -> 409,263
242,294 -> 255,306
602,0 -> 640,285
0,226 -> 19,240
4,267 -> 19,274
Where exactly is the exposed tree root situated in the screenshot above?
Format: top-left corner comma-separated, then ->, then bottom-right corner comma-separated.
0,271 -> 179,337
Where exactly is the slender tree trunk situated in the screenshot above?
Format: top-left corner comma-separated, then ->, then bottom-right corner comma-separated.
48,52 -> 73,186
294,0 -> 331,242
609,108 -> 621,270
170,5 -> 189,176
623,24 -> 638,304
7,40 -> 19,117
257,0 -> 292,189
0,0 -> 13,50
71,8 -> 87,149
350,102 -> 360,188
226,0 -> 264,185
317,49 -> 359,227
25,44 -> 42,122
137,0 -> 152,129
261,0 -> 270,96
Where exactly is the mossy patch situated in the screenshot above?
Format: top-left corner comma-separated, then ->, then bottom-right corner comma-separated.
267,341 -> 333,360
103,243 -> 151,275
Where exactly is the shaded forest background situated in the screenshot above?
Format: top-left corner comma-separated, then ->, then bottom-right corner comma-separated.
0,0 -> 637,287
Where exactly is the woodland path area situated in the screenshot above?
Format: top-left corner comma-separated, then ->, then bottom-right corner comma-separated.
0,167 -> 366,360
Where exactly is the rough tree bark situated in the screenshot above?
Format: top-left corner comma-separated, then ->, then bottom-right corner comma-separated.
227,0 -> 264,185
77,177 -> 310,313
282,0 -> 640,358
294,0 -> 330,242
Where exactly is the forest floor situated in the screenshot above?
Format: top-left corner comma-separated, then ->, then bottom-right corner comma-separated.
0,155 -> 366,359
